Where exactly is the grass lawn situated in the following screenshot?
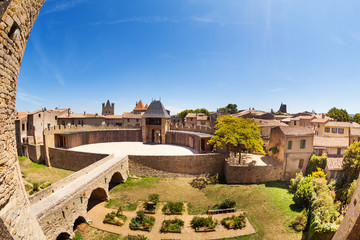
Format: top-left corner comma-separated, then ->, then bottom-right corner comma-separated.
18,156 -> 74,186
105,176 -> 302,240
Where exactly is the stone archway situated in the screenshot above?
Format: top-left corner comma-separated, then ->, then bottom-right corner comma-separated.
87,187 -> 108,211
73,216 -> 87,231
108,172 -> 124,190
0,1 -> 359,240
56,232 -> 71,240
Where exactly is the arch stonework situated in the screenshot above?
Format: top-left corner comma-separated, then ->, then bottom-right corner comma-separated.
0,1 -> 359,239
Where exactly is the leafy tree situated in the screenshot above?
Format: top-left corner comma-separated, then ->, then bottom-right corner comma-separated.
218,104 -> 238,114
343,141 -> 360,182
327,107 -> 351,122
312,168 -> 327,178
177,108 -> 209,123
306,155 -> 327,176
352,113 -> 360,124
208,115 -> 264,163
293,175 -> 314,208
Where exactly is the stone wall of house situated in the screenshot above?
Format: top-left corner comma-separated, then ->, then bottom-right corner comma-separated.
48,147 -> 109,171
0,0 -> 47,239
128,154 -> 226,176
225,162 -> 283,184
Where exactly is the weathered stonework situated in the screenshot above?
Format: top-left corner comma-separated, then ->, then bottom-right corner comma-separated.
0,0 -> 46,239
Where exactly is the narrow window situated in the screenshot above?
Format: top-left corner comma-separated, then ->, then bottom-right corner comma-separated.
337,148 -> 341,155
325,127 -> 330,132
318,124 -> 320,128
288,141 -> 292,150
300,140 -> 306,149
38,114 -> 41,117
22,123 -> 25,131
338,128 -> 344,134
55,116 -> 58,120
330,171 -> 335,179
294,121 -> 297,126
298,159 -> 304,169
332,128 -> 337,133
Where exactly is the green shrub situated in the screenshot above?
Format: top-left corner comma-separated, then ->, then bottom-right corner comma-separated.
103,207 -> 127,226
289,172 -> 304,194
221,214 -> 246,229
148,193 -> 159,203
160,218 -> 185,232
129,211 -> 155,231
306,155 -> 327,176
290,212 -> 307,232
162,201 -> 184,214
72,232 -> 83,240
347,179 -> 357,204
218,199 -> 236,209
312,168 -> 327,178
294,176 -> 314,208
190,216 -> 218,230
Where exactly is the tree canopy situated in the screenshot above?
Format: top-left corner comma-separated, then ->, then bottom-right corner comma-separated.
352,113 -> 360,124
177,108 -> 209,123
343,141 -> 360,182
208,115 -> 264,162
327,107 -> 351,122
218,104 -> 238,114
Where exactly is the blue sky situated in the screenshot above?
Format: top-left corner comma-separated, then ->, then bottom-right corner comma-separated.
16,0 -> 360,115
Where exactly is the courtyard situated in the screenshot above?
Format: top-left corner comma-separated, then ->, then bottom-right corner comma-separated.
70,142 -> 198,156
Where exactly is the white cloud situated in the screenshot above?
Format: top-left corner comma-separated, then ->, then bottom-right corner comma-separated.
90,16 -> 180,26
332,36 -> 344,45
42,0 -> 88,15
269,88 -> 284,92
17,89 -> 46,106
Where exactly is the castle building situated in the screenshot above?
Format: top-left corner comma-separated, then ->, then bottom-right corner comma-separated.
132,100 -> 148,114
142,100 -> 171,144
102,100 -> 114,115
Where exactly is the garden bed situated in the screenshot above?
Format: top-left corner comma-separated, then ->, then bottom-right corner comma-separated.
103,208 -> 127,226
160,218 -> 184,233
221,214 -> 246,230
162,201 -> 184,215
129,211 -> 155,232
191,216 -> 218,232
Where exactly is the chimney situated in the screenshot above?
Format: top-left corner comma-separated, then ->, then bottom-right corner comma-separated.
84,111 -> 86,115
322,114 -> 325,119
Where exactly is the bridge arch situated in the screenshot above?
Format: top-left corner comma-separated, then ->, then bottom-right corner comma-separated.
56,232 -> 71,240
109,171 -> 124,190
73,216 -> 87,231
87,187 -> 108,211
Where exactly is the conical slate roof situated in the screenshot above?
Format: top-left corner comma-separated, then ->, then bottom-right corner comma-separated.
142,100 -> 170,118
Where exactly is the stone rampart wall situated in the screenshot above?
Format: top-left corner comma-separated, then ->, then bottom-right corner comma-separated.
165,131 -> 205,152
24,144 -> 44,163
225,162 -> 283,184
59,129 -> 142,149
48,147 -> 109,171
128,154 -> 226,176
170,124 -> 214,134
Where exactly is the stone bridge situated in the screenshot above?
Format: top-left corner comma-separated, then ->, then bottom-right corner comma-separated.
29,154 -> 128,240
0,0 -> 359,239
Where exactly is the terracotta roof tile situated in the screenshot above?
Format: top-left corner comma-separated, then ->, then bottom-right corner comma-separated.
327,157 -> 343,170
314,136 -> 349,148
278,126 -> 314,136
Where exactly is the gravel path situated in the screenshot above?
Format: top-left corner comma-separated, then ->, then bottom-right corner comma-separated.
70,142 -> 198,156
88,201 -> 256,240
